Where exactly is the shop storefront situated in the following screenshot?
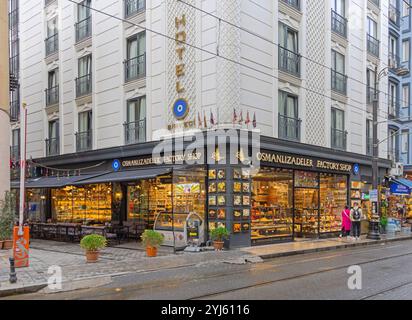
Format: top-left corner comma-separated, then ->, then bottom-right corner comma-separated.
11,131 -> 392,248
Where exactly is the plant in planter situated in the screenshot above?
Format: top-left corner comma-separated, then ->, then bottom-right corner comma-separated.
380,215 -> 388,234
0,192 -> 17,250
210,227 -> 230,251
141,230 -> 164,257
80,234 -> 107,263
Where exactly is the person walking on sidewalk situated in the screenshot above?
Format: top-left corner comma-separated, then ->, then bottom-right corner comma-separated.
350,202 -> 363,240
340,205 -> 351,239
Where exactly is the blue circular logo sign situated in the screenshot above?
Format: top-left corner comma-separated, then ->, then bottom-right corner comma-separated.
353,164 -> 360,175
112,159 -> 121,172
173,99 -> 189,120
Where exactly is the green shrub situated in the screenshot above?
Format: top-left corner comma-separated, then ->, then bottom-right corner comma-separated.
210,227 -> 230,242
141,230 -> 164,248
0,192 -> 17,241
380,215 -> 388,227
80,234 -> 107,252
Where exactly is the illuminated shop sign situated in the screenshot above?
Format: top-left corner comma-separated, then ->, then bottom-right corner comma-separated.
121,152 -> 203,168
256,152 -> 353,173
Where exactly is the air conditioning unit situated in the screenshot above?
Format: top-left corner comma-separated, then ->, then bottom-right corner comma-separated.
390,162 -> 404,177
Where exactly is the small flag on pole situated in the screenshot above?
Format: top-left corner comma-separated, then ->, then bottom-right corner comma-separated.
210,110 -> 215,126
253,112 -> 257,128
245,111 -> 251,126
239,110 -> 243,125
233,109 -> 238,124
198,112 -> 202,128
204,112 -> 208,129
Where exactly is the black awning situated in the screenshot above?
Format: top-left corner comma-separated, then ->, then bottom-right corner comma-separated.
72,167 -> 172,186
11,173 -> 107,189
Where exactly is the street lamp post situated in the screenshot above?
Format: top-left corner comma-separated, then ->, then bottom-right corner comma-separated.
368,64 -> 409,240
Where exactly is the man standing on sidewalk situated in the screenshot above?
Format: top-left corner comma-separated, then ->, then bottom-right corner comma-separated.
350,202 -> 363,241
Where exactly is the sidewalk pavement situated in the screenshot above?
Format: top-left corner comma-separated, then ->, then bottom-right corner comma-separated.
240,232 -> 412,259
1,232 -> 411,297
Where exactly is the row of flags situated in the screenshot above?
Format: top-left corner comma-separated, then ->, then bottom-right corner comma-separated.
195,109 -> 257,129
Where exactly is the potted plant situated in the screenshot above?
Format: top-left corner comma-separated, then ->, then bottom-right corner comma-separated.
141,230 -> 164,257
80,234 -> 107,263
210,227 -> 230,251
0,192 -> 17,250
380,215 -> 388,234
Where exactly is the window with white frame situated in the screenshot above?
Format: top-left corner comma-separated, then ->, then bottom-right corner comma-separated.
402,131 -> 409,154
403,40 -> 410,64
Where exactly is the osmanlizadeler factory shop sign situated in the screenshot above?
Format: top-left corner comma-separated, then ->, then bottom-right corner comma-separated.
256,151 -> 353,173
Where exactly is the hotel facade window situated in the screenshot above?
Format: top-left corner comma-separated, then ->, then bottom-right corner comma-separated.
331,108 -> 346,150
403,85 -> 410,109
125,96 -> 146,144
278,91 -> 300,141
46,120 -> 59,156
76,55 -> 92,97
46,68 -> 59,106
367,17 -> 380,57
331,0 -> 347,38
11,129 -> 20,161
278,23 -> 300,77
389,81 -> 399,117
331,50 -> 347,95
125,32 -> 146,82
125,0 -> 145,18
388,128 -> 399,162
367,68 -> 376,104
75,0 -> 91,42
76,111 -> 92,152
389,34 -> 399,69
45,17 -> 58,56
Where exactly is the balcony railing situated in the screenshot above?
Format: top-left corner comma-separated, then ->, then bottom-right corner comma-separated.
367,86 -> 377,104
367,34 -> 380,58
124,54 -> 146,82
331,128 -> 347,151
278,115 -> 301,141
75,74 -> 92,97
331,10 -> 347,38
279,46 -> 301,77
388,148 -> 399,162
75,16 -> 92,43
281,0 -> 300,11
75,130 -> 92,152
10,100 -> 20,122
8,9 -> 18,30
45,137 -> 60,156
45,33 -> 59,56
388,100 -> 399,118
331,69 -> 347,95
125,0 -> 146,18
45,86 -> 59,106
10,146 -> 20,162
124,119 -> 146,145
389,4 -> 400,27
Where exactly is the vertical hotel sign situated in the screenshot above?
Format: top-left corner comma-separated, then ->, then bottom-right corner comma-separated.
167,0 -> 197,130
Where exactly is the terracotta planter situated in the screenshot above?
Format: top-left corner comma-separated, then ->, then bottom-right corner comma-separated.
146,246 -> 158,257
85,251 -> 100,263
213,241 -> 224,251
3,240 -> 13,250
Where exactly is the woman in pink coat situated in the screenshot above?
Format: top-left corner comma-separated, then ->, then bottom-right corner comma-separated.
340,205 -> 351,238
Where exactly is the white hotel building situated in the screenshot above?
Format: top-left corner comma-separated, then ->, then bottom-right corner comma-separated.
8,0 -> 396,247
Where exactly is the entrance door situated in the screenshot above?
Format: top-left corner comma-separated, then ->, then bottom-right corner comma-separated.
294,171 -> 320,238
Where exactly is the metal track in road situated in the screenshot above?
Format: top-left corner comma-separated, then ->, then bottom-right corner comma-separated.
189,251 -> 412,300
359,281 -> 412,300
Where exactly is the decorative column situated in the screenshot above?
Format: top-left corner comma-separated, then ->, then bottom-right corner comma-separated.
216,0 -> 241,126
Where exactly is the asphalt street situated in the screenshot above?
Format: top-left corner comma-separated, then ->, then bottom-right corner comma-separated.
4,240 -> 412,300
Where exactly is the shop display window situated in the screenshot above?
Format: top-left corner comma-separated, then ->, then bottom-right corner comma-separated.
320,174 -> 348,233
26,189 -> 47,222
294,189 -> 319,236
51,184 -> 112,224
251,168 -> 294,242
295,171 -> 319,188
